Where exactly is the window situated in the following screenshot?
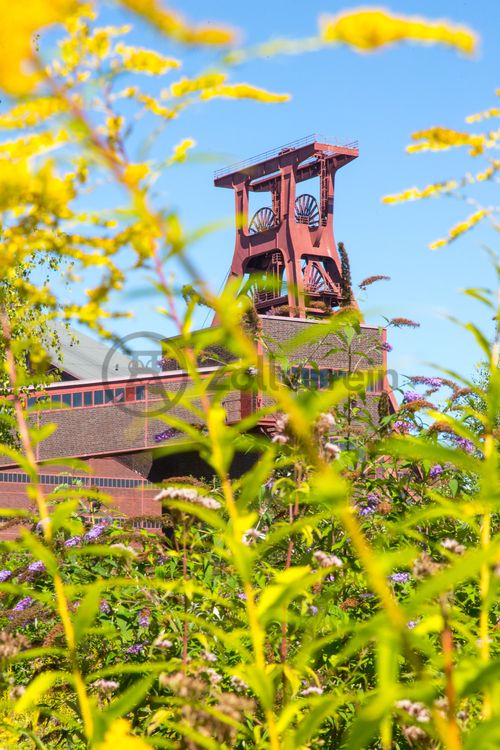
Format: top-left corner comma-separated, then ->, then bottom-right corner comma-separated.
51,394 -> 61,405
73,392 -> 82,407
84,391 -> 93,406
115,388 -> 124,402
310,369 -> 320,389
94,390 -> 104,405
62,394 -> 72,407
28,397 -> 37,407
104,389 -> 114,403
300,368 -> 310,387
112,479 -> 117,488
135,385 -> 145,401
320,369 -> 332,389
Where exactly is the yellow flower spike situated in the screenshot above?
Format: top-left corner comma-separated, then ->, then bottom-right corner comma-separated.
407,127 -> 486,156
320,8 -> 477,55
167,138 -> 196,165
120,0 -> 236,46
0,130 -> 69,162
94,719 -> 154,750
0,0 -> 78,95
0,98 -> 66,130
382,179 -> 458,204
466,108 -> 500,123
170,73 -> 227,98
200,83 -> 290,103
429,209 -> 490,250
123,162 -> 150,187
115,43 -> 180,75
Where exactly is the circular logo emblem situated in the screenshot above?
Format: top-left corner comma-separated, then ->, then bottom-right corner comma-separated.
101,331 -> 188,418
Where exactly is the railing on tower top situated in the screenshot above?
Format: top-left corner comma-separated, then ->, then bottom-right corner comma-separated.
214,134 -> 359,180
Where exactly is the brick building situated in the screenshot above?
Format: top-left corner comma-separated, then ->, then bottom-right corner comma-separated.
0,136 -> 395,536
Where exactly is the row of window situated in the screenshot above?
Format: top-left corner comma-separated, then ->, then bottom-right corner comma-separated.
25,369 -> 383,413
84,517 -> 163,529
0,472 -> 151,489
28,385 -> 146,409
0,515 -> 163,530
286,367 -> 384,393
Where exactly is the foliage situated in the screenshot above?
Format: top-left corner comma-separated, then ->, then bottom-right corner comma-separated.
383,92 -> 500,250
0,3 -> 498,750
338,243 -> 353,308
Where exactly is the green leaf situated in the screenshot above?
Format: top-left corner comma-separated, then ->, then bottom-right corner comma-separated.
292,695 -> 344,747
257,566 -> 319,624
73,583 -> 103,643
464,717 -> 500,749
15,671 -> 69,713
458,660 -> 500,698
103,675 -> 156,721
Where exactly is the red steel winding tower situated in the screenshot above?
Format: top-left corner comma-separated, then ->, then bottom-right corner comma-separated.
214,134 -> 359,317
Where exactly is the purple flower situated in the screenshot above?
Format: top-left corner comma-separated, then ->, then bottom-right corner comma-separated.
455,437 -> 475,454
100,600 -> 111,614
403,390 -> 421,403
407,620 -> 419,630
394,420 -> 412,432
64,536 -> 81,548
264,479 -> 274,490
410,376 -> 443,388
0,570 -> 12,582
381,342 -> 392,352
13,596 -> 34,612
360,592 -> 375,599
28,561 -> 45,575
154,428 -> 180,443
138,610 -> 150,629
358,492 -> 380,516
429,465 -> 443,478
126,643 -> 144,655
237,592 -> 247,601
84,523 -> 107,542
389,572 -> 411,584
308,605 -> 319,615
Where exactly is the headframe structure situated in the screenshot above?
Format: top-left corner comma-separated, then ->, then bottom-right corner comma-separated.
214,134 -> 358,318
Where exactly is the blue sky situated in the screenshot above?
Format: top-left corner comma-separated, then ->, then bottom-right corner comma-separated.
56,1 -> 500,387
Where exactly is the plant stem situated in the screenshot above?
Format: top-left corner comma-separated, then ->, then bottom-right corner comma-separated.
182,520 -> 189,668
0,310 -> 94,741
440,594 -> 461,749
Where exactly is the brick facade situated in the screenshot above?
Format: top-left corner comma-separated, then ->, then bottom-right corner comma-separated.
0,315 -> 394,537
